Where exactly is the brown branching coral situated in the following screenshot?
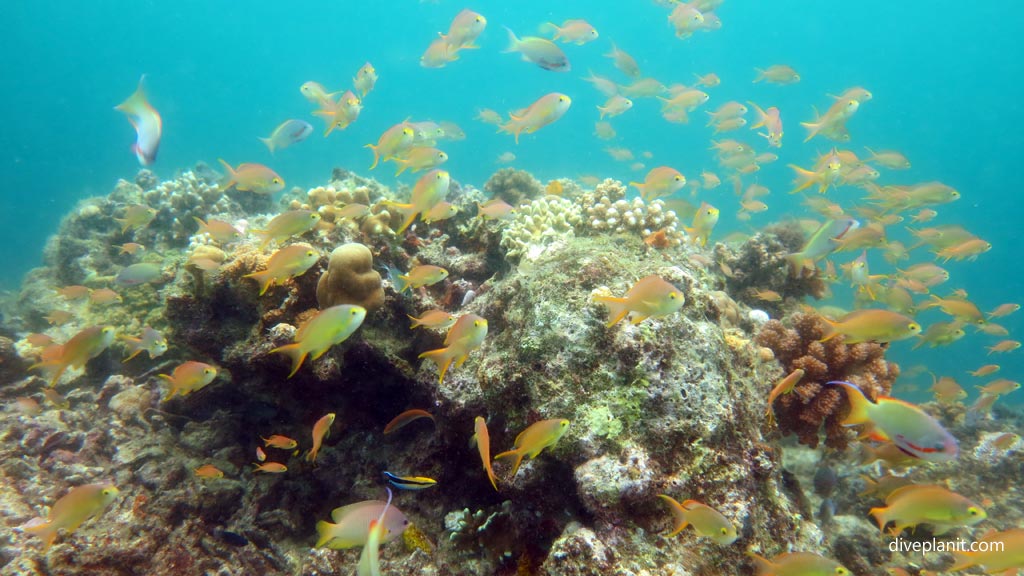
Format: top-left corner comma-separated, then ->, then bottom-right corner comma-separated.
755,312 -> 899,449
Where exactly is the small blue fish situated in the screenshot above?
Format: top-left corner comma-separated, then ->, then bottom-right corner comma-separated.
259,119 -> 313,154
383,471 -> 437,491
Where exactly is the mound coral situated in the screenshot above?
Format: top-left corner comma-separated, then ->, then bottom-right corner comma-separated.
755,312 -> 899,449
483,168 -> 544,205
316,243 -> 385,312
499,196 -> 582,261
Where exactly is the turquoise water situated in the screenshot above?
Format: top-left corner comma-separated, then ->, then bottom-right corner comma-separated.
3,1 -> 1021,394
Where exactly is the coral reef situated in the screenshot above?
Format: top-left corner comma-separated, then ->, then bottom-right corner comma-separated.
755,312 -> 899,449
715,226 -> 828,317
316,243 -> 385,311
577,179 -> 684,245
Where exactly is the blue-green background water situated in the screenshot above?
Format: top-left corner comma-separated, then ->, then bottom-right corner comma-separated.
2,1 -> 1021,397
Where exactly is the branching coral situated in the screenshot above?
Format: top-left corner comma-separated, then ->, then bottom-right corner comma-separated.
577,179 -> 684,244
755,312 -> 899,449
499,196 -> 582,261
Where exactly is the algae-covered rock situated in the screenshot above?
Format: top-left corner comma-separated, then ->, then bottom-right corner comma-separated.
316,243 -> 385,312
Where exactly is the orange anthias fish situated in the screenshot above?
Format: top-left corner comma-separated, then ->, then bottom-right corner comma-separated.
194,464 -> 224,479
30,326 -> 117,386
869,484 -> 986,535
950,528 -> 1024,573
499,93 -> 572,144
832,381 -> 959,462
472,416 -> 499,491
365,123 -> 415,170
115,75 -> 161,165
630,166 -> 686,201
307,412 -> 336,464
594,275 -> 685,327
384,169 -> 450,233
158,361 -> 218,400
262,435 -> 298,450
766,368 -> 804,421
243,244 -> 320,296
218,160 -> 285,195
419,314 -> 488,382
383,409 -> 435,435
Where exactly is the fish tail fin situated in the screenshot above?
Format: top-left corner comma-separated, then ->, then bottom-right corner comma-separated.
243,270 -> 274,296
113,217 -> 131,234
502,26 -> 520,53
314,521 -> 335,548
122,347 -> 143,363
395,209 -> 419,235
628,181 -> 645,195
407,315 -> 423,329
493,447 -> 525,478
364,143 -> 381,170
868,506 -> 890,532
783,252 -> 809,276
656,495 -> 690,537
787,164 -> 817,194
745,551 -> 774,575
29,359 -> 67,388
832,380 -> 872,425
259,137 -> 275,154
800,120 -> 822,143
394,160 -> 409,177
539,22 -> 559,38
746,101 -> 767,128
816,315 -> 841,342
192,216 -> 209,235
270,343 -> 308,378
157,373 -> 179,400
419,347 -> 455,382
752,68 -> 765,83
593,295 -> 630,327
217,159 -> 238,190
21,519 -> 59,550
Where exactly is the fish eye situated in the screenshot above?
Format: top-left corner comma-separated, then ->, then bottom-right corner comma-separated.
968,507 -> 980,516
306,251 -> 315,257
273,178 -> 281,184
836,570 -> 848,576
720,528 -> 729,535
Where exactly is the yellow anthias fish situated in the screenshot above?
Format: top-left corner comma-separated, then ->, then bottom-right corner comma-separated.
869,484 -> 986,535
747,551 -> 849,576
272,305 -> 367,377
384,169 -> 450,233
494,418 -> 570,478
394,147 -> 448,177
446,9 -> 487,51
159,361 -> 218,400
314,90 -> 362,137
657,495 -> 738,545
605,43 -> 641,78
766,368 -> 804,422
254,210 -> 322,249
597,95 -> 633,119
684,201 -> 719,247
422,201 -> 458,223
419,314 -> 488,382
819,309 -> 921,344
114,204 -> 158,234
594,275 -> 684,327
115,75 -> 161,166
353,62 -> 377,97
217,159 -> 285,195
243,244 -> 320,296
499,93 -> 572,144
503,28 -> 570,71
315,498 -> 409,550
630,167 -> 686,201
299,81 -> 337,106
365,123 -> 415,170
543,19 -> 599,45
951,528 -> 1024,573
472,416 -> 499,491
30,326 -> 117,387
22,483 -> 120,550
307,412 -> 336,464
397,265 -> 449,292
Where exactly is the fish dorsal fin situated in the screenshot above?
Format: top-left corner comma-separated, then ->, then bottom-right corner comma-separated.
330,500 -> 383,523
